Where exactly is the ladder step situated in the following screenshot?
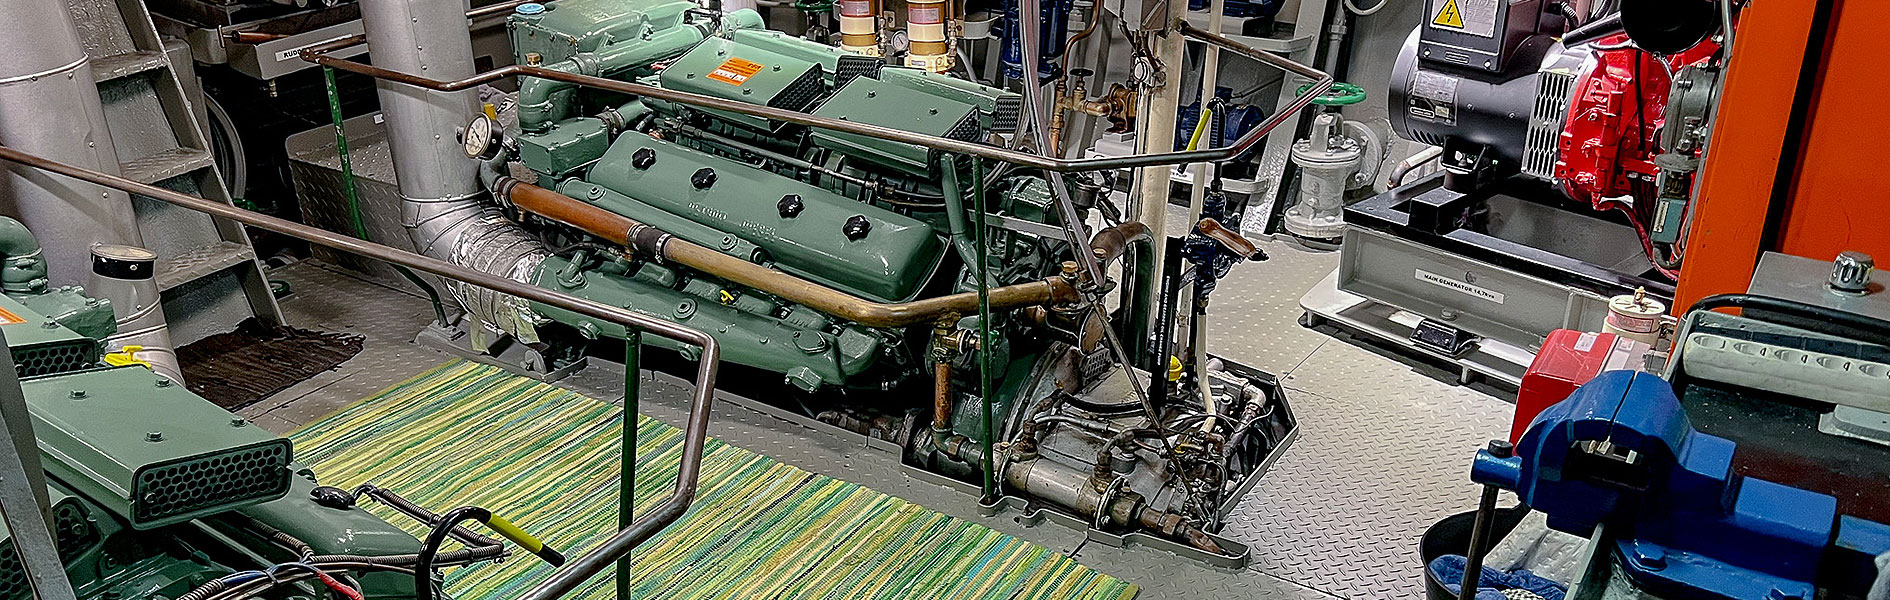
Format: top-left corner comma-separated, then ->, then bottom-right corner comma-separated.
91,51 -> 168,83
119,147 -> 212,185
157,242 -> 256,292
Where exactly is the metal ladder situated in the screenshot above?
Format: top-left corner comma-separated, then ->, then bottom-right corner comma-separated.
66,0 -> 282,342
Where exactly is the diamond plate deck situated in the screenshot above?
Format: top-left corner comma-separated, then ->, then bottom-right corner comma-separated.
252,237 -> 1510,598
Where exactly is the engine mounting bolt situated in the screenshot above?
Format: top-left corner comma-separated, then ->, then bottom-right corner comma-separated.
691,167 -> 717,190
777,194 -> 804,218
145,431 -> 164,443
630,147 -> 657,170
843,215 -> 872,240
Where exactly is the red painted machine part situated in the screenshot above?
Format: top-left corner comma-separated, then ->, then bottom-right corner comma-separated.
1513,329 -> 1654,444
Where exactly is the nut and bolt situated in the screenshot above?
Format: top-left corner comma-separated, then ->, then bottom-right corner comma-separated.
145,431 -> 164,442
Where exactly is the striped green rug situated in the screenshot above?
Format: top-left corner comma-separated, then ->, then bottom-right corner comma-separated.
289,361 -> 1137,600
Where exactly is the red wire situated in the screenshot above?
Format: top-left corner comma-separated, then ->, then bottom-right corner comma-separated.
311,570 -> 365,600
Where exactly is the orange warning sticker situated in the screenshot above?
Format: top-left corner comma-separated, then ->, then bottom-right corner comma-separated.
707,57 -> 765,86
0,307 -> 25,326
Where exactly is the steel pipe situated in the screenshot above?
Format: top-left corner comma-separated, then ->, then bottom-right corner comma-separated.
0,144 -> 721,600
496,179 -> 1081,327
299,19 -> 1330,173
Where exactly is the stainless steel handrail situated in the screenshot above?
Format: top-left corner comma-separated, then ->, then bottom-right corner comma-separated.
299,19 -> 1330,173
0,144 -> 720,600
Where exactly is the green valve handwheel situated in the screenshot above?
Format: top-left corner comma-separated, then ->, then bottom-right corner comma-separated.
1297,81 -> 1367,106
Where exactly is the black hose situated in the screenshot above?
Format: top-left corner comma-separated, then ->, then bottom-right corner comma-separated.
1687,293 -> 1890,344
1562,11 -> 1625,47
415,507 -> 493,600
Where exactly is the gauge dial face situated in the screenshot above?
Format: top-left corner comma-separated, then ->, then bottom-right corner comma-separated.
463,114 -> 497,159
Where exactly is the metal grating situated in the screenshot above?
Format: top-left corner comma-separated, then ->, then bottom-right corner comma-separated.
12,342 -> 97,378
51,502 -> 95,561
992,95 -> 1023,132
943,111 -> 985,142
0,501 -> 96,600
835,55 -> 883,87
1522,70 -> 1575,180
131,440 -> 290,525
768,67 -> 829,114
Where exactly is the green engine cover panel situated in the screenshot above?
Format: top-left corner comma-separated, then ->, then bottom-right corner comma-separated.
508,0 -> 699,65
0,293 -> 102,378
658,36 -> 826,132
809,76 -> 984,176
585,137 -> 945,303
26,366 -> 291,529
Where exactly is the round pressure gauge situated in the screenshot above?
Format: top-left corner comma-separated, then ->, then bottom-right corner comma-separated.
462,114 -> 500,160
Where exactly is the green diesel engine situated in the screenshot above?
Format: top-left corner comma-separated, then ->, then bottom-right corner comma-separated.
472,0 -> 1294,557
490,0 -> 1045,394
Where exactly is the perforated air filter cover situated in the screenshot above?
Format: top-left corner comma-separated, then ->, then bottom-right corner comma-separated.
24,366 -> 291,529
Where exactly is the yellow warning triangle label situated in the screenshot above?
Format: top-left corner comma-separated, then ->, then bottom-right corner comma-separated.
1433,0 -> 1464,28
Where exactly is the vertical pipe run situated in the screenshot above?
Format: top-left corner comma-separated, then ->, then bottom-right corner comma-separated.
323,66 -> 451,326
0,0 -> 144,287
1132,17 -> 1188,347
618,332 -> 640,600
971,156 -> 996,500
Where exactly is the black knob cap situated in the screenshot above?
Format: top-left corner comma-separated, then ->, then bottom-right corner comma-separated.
843,215 -> 871,240
1486,439 -> 1514,459
631,147 -> 656,170
777,194 -> 804,218
690,168 -> 717,190
309,485 -> 356,509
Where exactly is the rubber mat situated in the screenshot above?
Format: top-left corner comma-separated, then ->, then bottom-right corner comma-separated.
178,318 -> 364,410
289,361 -> 1137,600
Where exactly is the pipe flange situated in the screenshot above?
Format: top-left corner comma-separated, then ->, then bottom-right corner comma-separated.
1091,475 -> 1127,530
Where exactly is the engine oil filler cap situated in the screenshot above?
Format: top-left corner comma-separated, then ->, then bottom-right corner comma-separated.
514,2 -> 546,14
778,194 -> 804,218
690,167 -> 717,189
630,147 -> 657,170
843,215 -> 871,240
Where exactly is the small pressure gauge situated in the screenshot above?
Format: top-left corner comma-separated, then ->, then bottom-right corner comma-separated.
462,114 -> 500,160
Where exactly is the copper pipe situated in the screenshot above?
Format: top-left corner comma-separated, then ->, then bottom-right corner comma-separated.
1087,221 -> 1150,265
1195,218 -> 1262,261
933,362 -> 953,432
498,179 -> 1081,328
299,19 -> 1331,173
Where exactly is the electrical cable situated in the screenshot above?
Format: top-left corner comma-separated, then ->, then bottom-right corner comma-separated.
1342,0 -> 1387,16
1686,294 -> 1890,341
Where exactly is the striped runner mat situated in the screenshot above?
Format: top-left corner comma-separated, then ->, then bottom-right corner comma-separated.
289,361 -> 1138,600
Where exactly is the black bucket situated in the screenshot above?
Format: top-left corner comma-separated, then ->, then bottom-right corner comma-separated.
1419,505 -> 1532,600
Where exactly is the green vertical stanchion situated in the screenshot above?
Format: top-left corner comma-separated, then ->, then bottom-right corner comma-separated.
619,331 -> 640,600
970,157 -> 996,501
321,66 -> 452,326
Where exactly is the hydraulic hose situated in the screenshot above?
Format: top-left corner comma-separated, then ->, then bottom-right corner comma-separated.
494,178 -> 1082,327
415,506 -> 565,600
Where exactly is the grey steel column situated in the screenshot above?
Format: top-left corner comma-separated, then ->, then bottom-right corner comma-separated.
0,0 -> 145,287
358,0 -> 486,252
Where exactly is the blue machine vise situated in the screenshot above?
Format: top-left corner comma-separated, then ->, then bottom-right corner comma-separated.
1471,370 -> 1890,599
